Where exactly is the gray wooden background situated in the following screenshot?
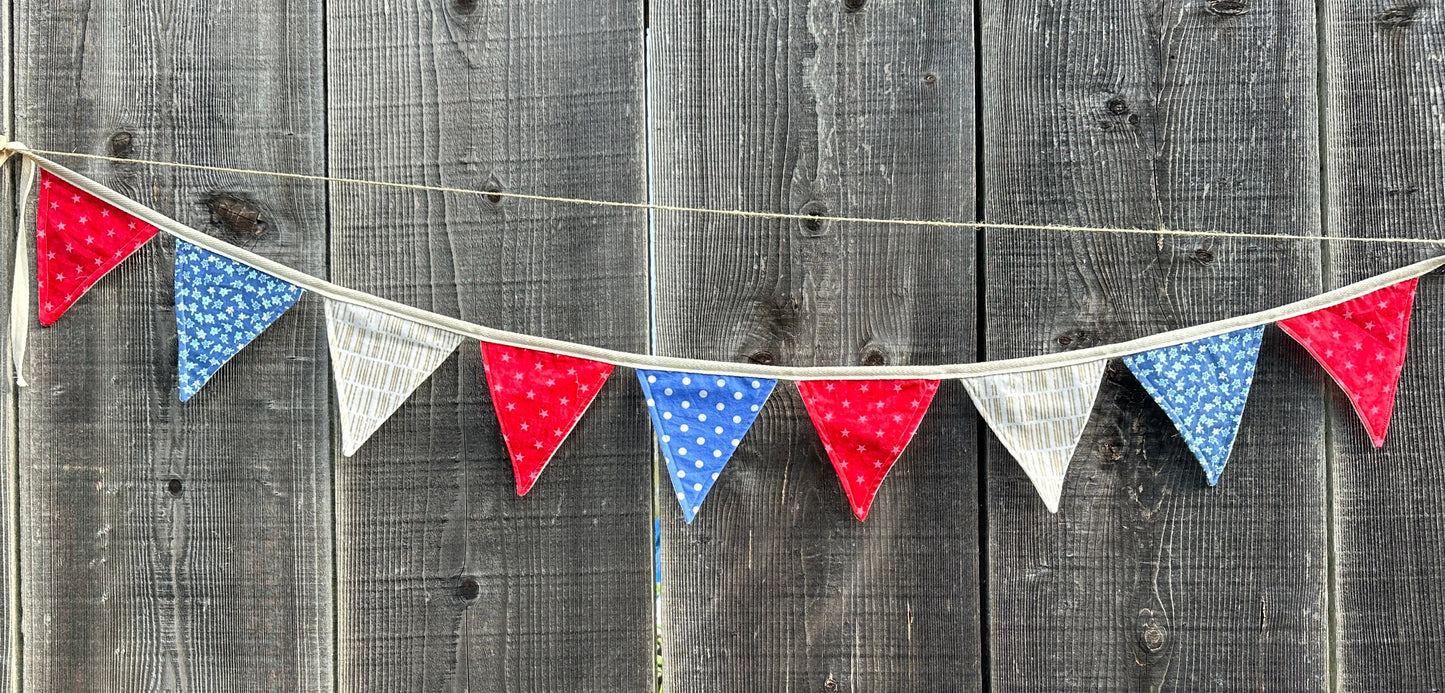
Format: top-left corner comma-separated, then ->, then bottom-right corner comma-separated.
2,0 -> 1443,691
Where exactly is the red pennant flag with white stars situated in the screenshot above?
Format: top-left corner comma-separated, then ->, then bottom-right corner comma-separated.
1277,278 -> 1419,447
796,379 -> 939,521
36,171 -> 159,325
480,342 -> 615,495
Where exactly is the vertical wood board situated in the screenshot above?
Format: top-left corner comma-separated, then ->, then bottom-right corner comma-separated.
14,1 -> 332,690
326,1 -> 654,690
650,1 -> 981,690
1323,3 -> 1445,690
980,1 -> 1329,689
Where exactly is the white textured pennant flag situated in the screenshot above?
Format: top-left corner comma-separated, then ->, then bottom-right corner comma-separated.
324,299 -> 465,456
961,360 -> 1107,513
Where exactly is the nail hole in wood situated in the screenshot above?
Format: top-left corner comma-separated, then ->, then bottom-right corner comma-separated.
922,72 -> 937,84
108,132 -> 134,158
166,477 -> 183,496
484,176 -> 504,205
459,577 -> 479,600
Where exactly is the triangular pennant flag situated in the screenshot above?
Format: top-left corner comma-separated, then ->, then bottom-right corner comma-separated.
174,240 -> 304,401
1277,278 -> 1419,447
638,370 -> 776,522
480,342 -> 614,495
1122,326 -> 1265,485
796,379 -> 939,521
324,299 -> 464,456
37,170 -> 160,325
961,360 -> 1106,513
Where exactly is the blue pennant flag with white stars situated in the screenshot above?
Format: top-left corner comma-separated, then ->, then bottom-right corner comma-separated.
1121,326 -> 1265,485
174,240 -> 304,401
638,370 -> 776,522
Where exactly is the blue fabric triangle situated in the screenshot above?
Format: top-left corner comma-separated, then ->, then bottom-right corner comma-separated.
1122,326 -> 1265,485
638,370 -> 776,522
174,240 -> 304,401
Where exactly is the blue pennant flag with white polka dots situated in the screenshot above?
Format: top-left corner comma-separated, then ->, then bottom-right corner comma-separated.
1121,326 -> 1265,485
638,370 -> 776,523
174,240 -> 304,401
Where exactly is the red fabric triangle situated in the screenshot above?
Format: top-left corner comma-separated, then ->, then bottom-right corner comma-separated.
797,379 -> 939,521
36,171 -> 159,325
480,343 -> 614,495
1277,278 -> 1419,447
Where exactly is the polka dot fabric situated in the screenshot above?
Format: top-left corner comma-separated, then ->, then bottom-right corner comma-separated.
174,240 -> 304,402
481,342 -> 615,495
36,171 -> 159,325
796,379 -> 939,521
1122,326 -> 1264,486
1277,278 -> 1419,448
638,370 -> 776,523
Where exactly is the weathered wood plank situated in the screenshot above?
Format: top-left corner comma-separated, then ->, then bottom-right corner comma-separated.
0,0 -> 15,686
326,2 -> 653,690
14,1 -> 331,690
650,1 -> 980,689
980,1 -> 1329,689
1323,4 -> 1445,690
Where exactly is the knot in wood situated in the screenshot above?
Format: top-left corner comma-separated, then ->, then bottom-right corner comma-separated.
842,0 -> 866,12
799,202 -> 829,237
1378,5 -> 1417,28
824,677 -> 840,691
748,350 -> 776,366
454,0 -> 478,13
922,72 -> 937,85
484,175 -> 504,205
205,193 -> 268,239
862,350 -> 887,366
1205,0 -> 1247,16
459,577 -> 479,600
1190,247 -> 1215,265
108,131 -> 134,158
1105,97 -> 1130,116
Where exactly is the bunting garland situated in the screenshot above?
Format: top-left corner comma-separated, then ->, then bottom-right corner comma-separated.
481,342 -> 614,495
174,240 -> 304,401
962,362 -> 1106,513
639,370 -> 776,521
324,300 -> 465,456
797,379 -> 939,521
36,170 -> 157,325
9,149 -> 1445,520
1276,279 -> 1419,447
1121,327 -> 1264,485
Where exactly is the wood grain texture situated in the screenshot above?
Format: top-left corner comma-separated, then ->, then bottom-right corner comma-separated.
1323,4 -> 1445,690
649,1 -> 980,689
326,1 -> 654,690
0,0 -> 14,685
13,1 -> 331,690
980,1 -> 1329,690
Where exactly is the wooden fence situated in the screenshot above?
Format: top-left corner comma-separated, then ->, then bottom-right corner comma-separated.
2,0 -> 1443,690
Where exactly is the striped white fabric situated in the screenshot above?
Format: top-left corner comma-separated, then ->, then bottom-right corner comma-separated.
325,299 -> 465,456
962,359 -> 1107,513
